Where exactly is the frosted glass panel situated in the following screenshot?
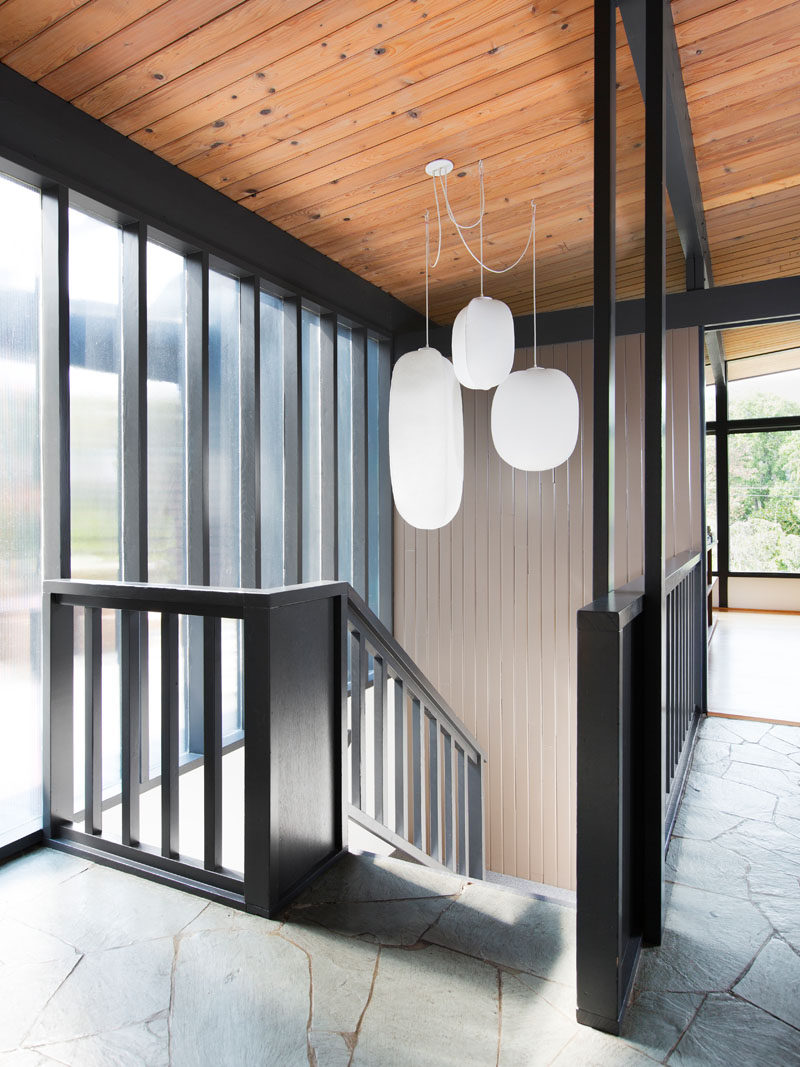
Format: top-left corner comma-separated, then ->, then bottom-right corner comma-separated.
147,242 -> 187,584
208,271 -> 242,736
302,309 -> 322,581
208,270 -> 240,587
337,325 -> 353,585
0,173 -> 43,848
260,290 -> 284,588
69,208 -> 122,580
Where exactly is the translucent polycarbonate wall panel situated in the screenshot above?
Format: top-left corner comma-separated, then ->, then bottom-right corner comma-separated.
69,208 -> 122,580
337,324 -> 353,585
208,270 -> 241,587
260,290 -> 284,588
367,336 -> 381,614
302,308 -> 322,581
147,241 -> 187,585
208,271 -> 242,733
0,173 -> 43,848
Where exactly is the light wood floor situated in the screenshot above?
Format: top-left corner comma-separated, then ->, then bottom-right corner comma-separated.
708,610 -> 800,726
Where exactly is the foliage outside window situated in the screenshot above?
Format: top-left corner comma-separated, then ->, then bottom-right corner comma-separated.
726,385 -> 800,574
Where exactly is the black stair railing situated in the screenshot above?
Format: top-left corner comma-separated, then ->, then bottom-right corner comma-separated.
43,578 -> 485,917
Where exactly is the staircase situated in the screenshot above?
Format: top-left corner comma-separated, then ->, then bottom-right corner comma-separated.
42,578 -> 485,917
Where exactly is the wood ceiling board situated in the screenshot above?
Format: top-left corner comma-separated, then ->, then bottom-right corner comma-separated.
725,349 -> 800,380
0,0 -> 91,56
690,86 -> 800,154
722,320 -> 800,359
675,0 -> 800,45
2,0 -> 169,82
678,1 -> 800,84
39,0 -> 248,99
98,0 -> 464,135
179,5 -> 594,189
215,50 -> 597,207
160,0 -> 593,172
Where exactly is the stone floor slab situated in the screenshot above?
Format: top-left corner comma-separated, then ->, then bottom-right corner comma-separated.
170,926 -> 310,1067
0,918 -> 79,966
0,852 -> 89,915
733,935 -> 800,1029
723,761 -> 800,796
23,938 -> 173,1047
681,769 -> 777,821
665,837 -> 750,900
277,923 -> 378,1034
769,724 -> 800,748
730,741 -> 800,772
622,990 -> 703,1062
352,944 -> 499,1066
550,1026 -> 659,1065
635,883 -> 771,993
670,805 -> 742,843
497,972 -> 577,1065
295,852 -> 463,907
0,958 -> 79,1053
30,1016 -> 169,1067
424,881 -> 575,986
291,894 -> 455,947
13,865 -> 207,955
670,993 -> 800,1067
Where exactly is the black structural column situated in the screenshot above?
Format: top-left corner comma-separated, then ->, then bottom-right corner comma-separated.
592,0 -> 616,600
715,377 -> 729,607
642,0 -> 668,947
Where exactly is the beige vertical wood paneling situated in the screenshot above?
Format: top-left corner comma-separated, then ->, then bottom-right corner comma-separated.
392,328 -> 699,890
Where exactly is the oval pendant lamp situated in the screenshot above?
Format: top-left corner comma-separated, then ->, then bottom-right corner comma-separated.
452,295 -> 515,390
491,365 -> 579,471
389,346 -> 463,529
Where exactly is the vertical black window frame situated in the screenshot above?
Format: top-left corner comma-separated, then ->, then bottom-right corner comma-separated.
377,337 -> 393,629
351,327 -> 368,601
367,336 -> 381,617
283,295 -> 301,585
320,313 -> 338,580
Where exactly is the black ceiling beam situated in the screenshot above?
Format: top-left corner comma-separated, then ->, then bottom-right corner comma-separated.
397,273 -> 800,356
0,63 -> 425,338
618,0 -> 727,386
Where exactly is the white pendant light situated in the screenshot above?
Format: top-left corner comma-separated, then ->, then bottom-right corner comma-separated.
489,200 -> 580,471
491,365 -> 579,470
389,346 -> 463,529
452,295 -> 515,390
388,205 -> 463,530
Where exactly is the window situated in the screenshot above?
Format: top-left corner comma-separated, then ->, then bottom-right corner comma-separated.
728,369 -> 800,419
301,308 -> 323,581
729,430 -> 800,573
0,174 -> 42,847
337,324 -> 353,586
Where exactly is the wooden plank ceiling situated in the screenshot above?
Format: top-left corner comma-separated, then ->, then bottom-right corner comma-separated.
1,0 -> 798,338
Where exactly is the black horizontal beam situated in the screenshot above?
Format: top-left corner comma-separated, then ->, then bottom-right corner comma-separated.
0,63 -> 424,337
397,274 -> 800,355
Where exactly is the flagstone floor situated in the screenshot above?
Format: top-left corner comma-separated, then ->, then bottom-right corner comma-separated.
0,715 -> 798,1066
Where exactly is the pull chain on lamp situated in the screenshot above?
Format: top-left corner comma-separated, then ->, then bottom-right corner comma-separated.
491,205 -> 580,471
389,209 -> 463,530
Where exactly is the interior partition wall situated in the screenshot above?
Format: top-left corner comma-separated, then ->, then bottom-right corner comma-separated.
0,158 -> 393,857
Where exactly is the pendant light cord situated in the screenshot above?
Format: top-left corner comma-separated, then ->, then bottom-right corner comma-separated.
425,210 -> 430,349
434,161 -> 536,276
532,201 -> 537,367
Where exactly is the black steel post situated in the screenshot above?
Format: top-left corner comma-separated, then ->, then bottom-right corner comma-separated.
592,0 -> 616,600
642,0 -> 668,947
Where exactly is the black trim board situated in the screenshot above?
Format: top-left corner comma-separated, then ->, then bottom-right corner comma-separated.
397,276 -> 800,356
0,63 -> 424,337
